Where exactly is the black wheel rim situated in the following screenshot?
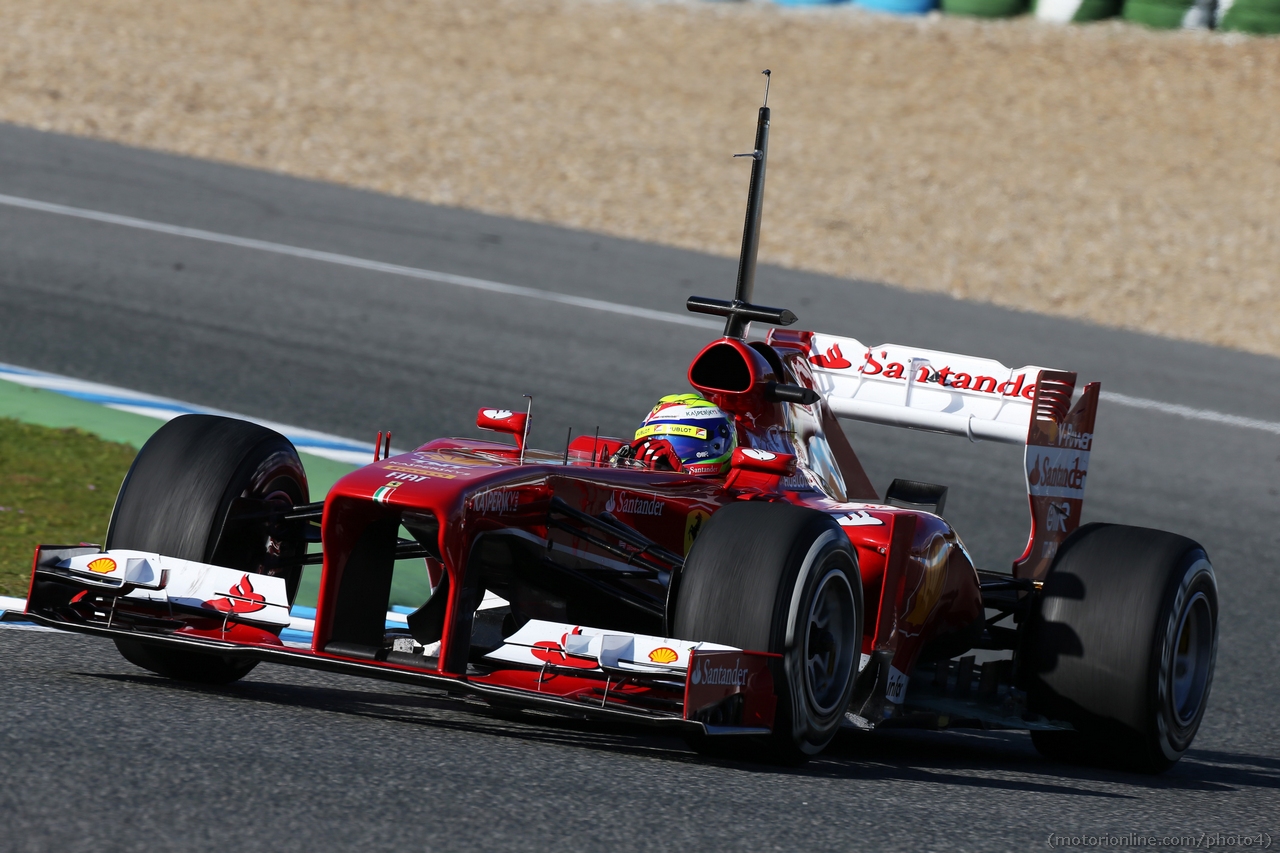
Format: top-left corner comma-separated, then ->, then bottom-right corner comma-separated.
1170,590 -> 1213,727
803,565 -> 858,715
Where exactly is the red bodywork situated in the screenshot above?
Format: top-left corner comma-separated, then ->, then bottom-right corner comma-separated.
310,332 -> 983,708
22,89 -> 1104,737
27,325 -> 1104,735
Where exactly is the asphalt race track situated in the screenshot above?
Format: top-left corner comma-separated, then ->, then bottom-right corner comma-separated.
1,122 -> 1277,851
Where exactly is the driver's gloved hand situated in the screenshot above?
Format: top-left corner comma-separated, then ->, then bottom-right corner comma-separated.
627,438 -> 684,472
608,442 -> 636,468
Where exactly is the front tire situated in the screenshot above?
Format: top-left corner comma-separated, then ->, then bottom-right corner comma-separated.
672,502 -> 863,763
1022,523 -> 1217,773
107,414 -> 309,685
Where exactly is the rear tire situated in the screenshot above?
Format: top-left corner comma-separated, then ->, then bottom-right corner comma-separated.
107,414 -> 309,685
672,502 -> 862,763
1022,523 -> 1217,773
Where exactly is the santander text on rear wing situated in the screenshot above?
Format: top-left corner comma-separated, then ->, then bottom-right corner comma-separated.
781,331 -> 1100,579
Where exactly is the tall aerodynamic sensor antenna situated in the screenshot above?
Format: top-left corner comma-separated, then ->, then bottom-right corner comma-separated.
687,70 -> 797,339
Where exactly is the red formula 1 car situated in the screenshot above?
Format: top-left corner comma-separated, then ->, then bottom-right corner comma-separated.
24,91 -> 1216,772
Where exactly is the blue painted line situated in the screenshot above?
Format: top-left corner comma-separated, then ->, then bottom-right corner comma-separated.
279,628 -> 313,645
0,364 -> 45,377
55,391 -> 206,414
0,361 -> 386,464
277,619 -> 405,646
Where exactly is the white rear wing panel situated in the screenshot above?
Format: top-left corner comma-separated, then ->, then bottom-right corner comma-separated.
780,331 -> 1101,580
804,334 -> 1053,445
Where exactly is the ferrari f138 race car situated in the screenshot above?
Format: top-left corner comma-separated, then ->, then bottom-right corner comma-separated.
24,82 -> 1216,773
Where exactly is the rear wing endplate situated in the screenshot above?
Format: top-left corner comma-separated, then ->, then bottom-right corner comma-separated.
770,330 -> 1099,579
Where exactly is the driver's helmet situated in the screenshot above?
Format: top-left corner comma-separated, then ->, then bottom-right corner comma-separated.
636,393 -> 737,476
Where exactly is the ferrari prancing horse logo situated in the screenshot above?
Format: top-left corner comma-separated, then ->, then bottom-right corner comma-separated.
684,510 -> 711,555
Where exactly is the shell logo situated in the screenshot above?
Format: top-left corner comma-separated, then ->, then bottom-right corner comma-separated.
86,557 -> 117,574
648,647 -> 679,664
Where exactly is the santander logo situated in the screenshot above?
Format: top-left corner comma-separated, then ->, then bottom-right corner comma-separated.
605,491 -> 663,517
1028,455 -> 1086,490
690,657 -> 750,687
206,574 -> 267,614
810,343 -> 853,370
1027,449 -> 1089,498
530,628 -> 596,669
810,345 -> 1038,400
739,448 -> 777,462
481,409 -> 514,420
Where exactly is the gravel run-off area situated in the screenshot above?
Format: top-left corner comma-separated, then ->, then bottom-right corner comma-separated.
1,0 -> 1277,357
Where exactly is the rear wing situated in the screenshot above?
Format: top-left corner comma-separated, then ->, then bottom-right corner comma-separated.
799,332 -> 1054,444
769,330 -> 1099,580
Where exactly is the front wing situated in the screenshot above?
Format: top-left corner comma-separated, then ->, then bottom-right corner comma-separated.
25,546 -> 778,736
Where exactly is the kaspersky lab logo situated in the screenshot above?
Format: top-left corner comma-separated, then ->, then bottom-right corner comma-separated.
690,657 -> 750,687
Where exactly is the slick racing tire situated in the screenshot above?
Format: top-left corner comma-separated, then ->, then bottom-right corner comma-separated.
672,502 -> 862,764
107,415 -> 309,685
1022,523 -> 1217,774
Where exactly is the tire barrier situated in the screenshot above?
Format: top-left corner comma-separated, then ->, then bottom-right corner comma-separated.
768,0 -> 938,8
1217,0 -> 1280,32
1122,0 -> 1213,27
764,0 -> 1273,31
855,0 -> 939,14
944,0 -> 1028,17
1033,0 -> 1124,21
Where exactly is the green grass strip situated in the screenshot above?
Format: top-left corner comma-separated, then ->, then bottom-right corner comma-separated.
0,377 -> 163,448
0,377 -> 432,609
0,418 -> 134,596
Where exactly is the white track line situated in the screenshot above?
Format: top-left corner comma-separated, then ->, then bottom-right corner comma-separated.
2,192 -> 1277,437
1101,391 -> 1280,436
0,192 -> 722,331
